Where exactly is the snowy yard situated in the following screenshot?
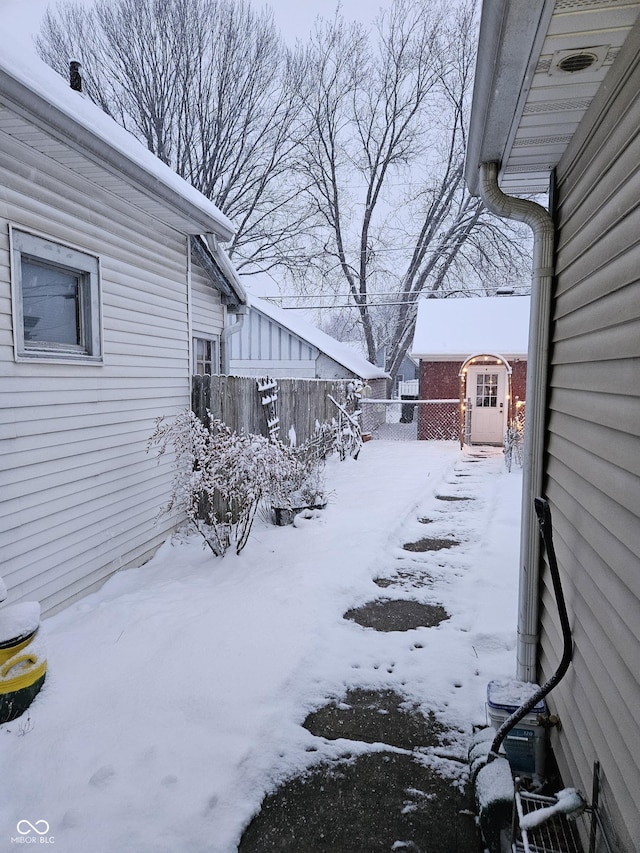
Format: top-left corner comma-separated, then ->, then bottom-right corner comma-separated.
0,441 -> 521,852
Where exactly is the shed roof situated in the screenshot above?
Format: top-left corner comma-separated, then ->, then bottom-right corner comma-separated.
0,43 -> 235,240
411,296 -> 530,360
242,277 -> 389,381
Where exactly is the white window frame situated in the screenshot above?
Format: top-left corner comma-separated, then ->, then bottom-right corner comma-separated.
10,227 -> 103,363
193,335 -> 220,375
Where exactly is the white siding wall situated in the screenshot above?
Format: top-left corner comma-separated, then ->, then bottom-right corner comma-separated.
191,256 -> 224,359
315,352 -> 356,380
228,307 -> 318,377
0,127 -> 193,615
543,32 -> 640,852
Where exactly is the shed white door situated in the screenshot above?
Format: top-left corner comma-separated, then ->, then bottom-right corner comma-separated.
468,367 -> 507,445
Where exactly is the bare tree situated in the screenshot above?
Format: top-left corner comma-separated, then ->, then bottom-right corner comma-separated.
296,0 -> 530,378
36,0 -> 310,269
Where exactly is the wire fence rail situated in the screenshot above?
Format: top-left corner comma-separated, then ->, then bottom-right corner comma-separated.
360,398 -> 460,442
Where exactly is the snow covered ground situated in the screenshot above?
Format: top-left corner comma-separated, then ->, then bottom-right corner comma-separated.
0,440 -> 522,852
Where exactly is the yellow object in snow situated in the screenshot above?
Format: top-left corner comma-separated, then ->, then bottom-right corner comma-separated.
0,630 -> 38,666
0,651 -> 47,695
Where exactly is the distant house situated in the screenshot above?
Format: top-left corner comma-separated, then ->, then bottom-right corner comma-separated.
466,1 -> 640,850
227,285 -> 389,389
411,296 -> 529,443
0,51 -> 245,615
375,347 -> 419,397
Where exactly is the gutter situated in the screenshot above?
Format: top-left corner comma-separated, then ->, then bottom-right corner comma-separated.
479,162 -> 555,683
0,65 -> 235,241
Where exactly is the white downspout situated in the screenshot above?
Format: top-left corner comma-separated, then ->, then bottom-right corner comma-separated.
221,306 -> 247,375
479,162 -> 555,683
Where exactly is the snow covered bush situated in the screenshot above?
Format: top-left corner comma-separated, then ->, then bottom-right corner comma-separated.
148,410 -> 288,556
269,441 -> 326,512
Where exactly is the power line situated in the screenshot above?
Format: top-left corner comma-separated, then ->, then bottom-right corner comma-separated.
262,287 -> 531,307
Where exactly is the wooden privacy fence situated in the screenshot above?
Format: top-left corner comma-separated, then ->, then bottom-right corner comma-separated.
192,375 -> 355,445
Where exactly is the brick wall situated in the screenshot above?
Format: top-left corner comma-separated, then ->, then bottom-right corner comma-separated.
417,357 -> 528,440
418,361 -> 461,440
511,358 -> 527,402
419,360 -> 462,399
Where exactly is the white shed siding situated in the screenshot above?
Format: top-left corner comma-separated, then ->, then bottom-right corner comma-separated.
542,34 -> 640,852
315,352 -> 356,380
229,362 -> 317,379
0,128 -> 191,615
228,308 -> 318,377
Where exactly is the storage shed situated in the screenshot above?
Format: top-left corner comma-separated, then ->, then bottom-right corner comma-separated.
228,283 -> 389,388
411,296 -> 530,443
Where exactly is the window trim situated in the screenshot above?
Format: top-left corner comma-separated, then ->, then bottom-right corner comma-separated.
193,335 -> 220,376
10,226 -> 103,363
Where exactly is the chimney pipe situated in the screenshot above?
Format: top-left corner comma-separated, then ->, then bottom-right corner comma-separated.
69,61 -> 82,92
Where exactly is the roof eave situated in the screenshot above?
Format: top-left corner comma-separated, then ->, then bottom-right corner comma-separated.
465,0 -> 551,196
410,352 -> 527,362
0,67 -> 235,241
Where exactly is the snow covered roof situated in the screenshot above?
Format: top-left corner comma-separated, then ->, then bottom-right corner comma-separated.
0,43 -> 235,240
242,276 -> 389,380
411,295 -> 530,360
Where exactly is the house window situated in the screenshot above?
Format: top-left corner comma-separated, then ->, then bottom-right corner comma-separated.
11,229 -> 102,362
476,373 -> 498,407
193,337 -> 219,375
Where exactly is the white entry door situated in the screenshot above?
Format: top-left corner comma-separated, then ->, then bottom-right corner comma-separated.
468,367 -> 508,445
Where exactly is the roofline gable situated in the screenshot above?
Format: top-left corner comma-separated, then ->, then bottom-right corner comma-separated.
0,62 -> 235,240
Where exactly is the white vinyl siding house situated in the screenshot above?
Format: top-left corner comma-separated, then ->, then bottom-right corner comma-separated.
466,3 -> 640,850
0,53 -> 242,616
542,31 -> 640,849
191,253 -> 224,375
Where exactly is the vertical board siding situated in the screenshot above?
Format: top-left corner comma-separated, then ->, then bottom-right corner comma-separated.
229,307 -> 319,376
0,128 -> 207,615
545,38 -> 640,853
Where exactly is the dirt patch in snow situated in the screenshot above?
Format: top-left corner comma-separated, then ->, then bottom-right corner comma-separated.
303,688 -> 445,749
344,599 -> 450,631
403,537 -> 460,552
436,494 -> 475,502
373,569 -> 435,589
238,750 -> 482,853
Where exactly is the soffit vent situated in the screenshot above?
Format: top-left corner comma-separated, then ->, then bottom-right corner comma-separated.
555,0 -> 635,10
549,46 -> 609,76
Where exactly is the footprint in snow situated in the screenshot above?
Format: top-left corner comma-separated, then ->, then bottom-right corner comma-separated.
89,765 -> 116,788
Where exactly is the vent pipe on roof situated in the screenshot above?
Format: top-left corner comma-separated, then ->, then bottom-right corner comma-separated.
479,162 -> 555,684
69,61 -> 82,92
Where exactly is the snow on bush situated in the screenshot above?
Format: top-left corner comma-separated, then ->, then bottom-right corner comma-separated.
148,410 -> 325,555
269,440 -> 326,511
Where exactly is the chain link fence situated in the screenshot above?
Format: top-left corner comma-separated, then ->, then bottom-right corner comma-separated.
359,398 -> 460,442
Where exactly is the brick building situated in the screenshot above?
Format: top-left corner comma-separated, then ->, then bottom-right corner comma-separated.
410,296 -> 530,444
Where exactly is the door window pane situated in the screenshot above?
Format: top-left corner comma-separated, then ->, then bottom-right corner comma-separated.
476,373 -> 498,408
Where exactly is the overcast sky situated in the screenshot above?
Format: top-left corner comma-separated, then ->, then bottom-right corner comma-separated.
1,0 -> 391,56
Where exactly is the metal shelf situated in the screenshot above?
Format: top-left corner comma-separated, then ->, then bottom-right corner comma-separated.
512,784 -> 584,853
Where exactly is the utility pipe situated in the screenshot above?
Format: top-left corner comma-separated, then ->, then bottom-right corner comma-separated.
489,497 -> 573,763
220,305 -> 247,375
479,162 -> 555,683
